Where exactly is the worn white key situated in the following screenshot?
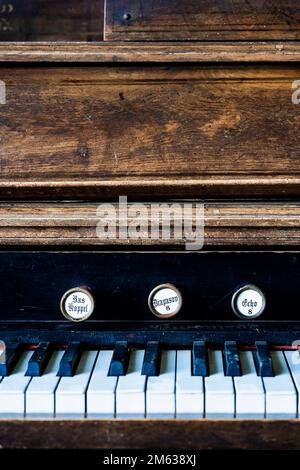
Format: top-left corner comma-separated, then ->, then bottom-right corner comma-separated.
26,351 -> 64,417
234,351 -> 265,418
285,350 -> 300,417
116,350 -> 146,418
0,350 -> 33,417
86,350 -> 117,418
205,350 -> 235,418
146,350 -> 176,418
263,351 -> 297,418
176,350 -> 204,418
56,351 -> 97,418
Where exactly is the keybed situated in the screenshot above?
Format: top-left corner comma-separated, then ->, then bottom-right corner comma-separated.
0,342 -> 298,419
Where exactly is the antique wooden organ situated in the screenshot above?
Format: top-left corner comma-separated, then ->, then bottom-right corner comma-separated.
0,0 -> 299,449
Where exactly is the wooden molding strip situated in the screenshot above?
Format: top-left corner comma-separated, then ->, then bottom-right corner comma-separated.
1,177 -> 300,200
0,42 -> 299,63
0,201 -> 299,247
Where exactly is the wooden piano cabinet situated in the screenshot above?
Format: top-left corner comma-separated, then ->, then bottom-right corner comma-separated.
0,419 -> 298,449
0,62 -> 300,200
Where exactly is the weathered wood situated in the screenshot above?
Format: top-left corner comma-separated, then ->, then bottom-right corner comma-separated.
0,42 -> 298,63
0,0 -> 103,41
0,65 -> 300,200
0,419 -> 299,449
0,202 -> 299,248
105,0 -> 300,41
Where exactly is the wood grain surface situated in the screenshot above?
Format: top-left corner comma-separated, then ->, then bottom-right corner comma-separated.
0,0 -> 103,41
105,0 -> 300,41
0,42 -> 299,63
0,64 -> 299,199
0,419 -> 297,449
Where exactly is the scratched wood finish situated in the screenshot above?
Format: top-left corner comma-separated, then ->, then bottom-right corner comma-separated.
0,64 -> 300,200
1,202 -> 300,248
0,0 -> 103,41
0,42 -> 299,63
105,0 -> 300,41
0,419 -> 299,449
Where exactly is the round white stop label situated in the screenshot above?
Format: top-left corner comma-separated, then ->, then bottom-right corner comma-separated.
60,287 -> 95,322
232,285 -> 266,319
148,284 -> 182,318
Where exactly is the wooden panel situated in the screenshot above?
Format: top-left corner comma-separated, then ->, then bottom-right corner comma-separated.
1,202 -> 300,248
105,0 -> 300,41
0,419 -> 299,449
0,64 -> 299,200
0,42 -> 300,63
0,0 -> 103,41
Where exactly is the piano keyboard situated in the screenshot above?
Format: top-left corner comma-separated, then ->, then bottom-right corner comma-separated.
0,342 -> 299,419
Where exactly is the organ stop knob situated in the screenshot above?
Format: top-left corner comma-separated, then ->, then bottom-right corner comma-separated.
148,283 -> 182,318
231,284 -> 266,319
60,287 -> 95,322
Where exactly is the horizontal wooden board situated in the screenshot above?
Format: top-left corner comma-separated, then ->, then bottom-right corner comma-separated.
0,419 -> 299,449
0,65 -> 300,199
0,0 -> 103,41
105,0 -> 300,41
0,202 -> 299,248
0,42 -> 299,63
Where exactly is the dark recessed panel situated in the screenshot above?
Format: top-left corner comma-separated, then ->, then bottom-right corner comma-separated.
0,251 -> 298,323
0,0 -> 103,41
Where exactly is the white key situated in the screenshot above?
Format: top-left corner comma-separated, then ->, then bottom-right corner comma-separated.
176,350 -> 204,418
263,351 -> 297,418
86,350 -> 117,418
285,350 -> 300,417
56,351 -> 97,418
205,350 -> 235,418
26,351 -> 64,417
116,350 -> 146,418
146,350 -> 176,418
0,350 -> 33,417
234,351 -> 265,418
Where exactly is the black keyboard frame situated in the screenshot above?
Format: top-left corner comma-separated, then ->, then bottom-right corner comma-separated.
0,251 -> 298,346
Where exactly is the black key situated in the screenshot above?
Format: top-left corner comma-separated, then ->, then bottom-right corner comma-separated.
224,341 -> 241,376
57,342 -> 82,377
25,342 -> 52,377
109,341 -> 129,376
255,341 -> 274,377
192,341 -> 208,376
0,341 -> 23,376
142,341 -> 160,376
